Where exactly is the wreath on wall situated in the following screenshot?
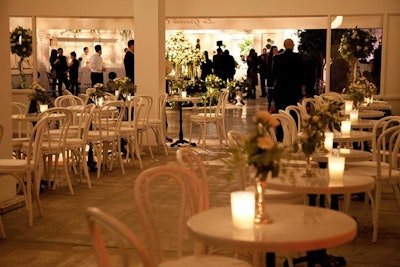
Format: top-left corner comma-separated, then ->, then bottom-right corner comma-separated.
10,26 -> 33,88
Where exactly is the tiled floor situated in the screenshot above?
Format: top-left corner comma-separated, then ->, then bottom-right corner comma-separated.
0,97 -> 399,266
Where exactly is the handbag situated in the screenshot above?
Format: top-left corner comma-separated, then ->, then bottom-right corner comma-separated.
51,70 -> 57,79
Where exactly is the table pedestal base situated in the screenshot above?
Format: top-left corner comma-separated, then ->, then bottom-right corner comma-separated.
170,139 -> 196,147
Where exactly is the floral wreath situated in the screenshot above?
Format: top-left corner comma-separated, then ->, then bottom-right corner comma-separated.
10,26 -> 33,58
339,27 -> 376,61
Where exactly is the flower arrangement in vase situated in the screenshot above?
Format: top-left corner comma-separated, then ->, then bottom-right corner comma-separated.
229,111 -> 285,224
227,76 -> 251,106
107,76 -> 137,99
339,27 -> 376,62
28,82 -> 51,105
343,76 -> 377,108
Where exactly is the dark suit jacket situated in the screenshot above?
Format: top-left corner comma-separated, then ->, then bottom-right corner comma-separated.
124,51 -> 135,83
272,49 -> 303,110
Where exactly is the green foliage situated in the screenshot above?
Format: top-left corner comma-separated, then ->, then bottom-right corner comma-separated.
238,37 -> 253,56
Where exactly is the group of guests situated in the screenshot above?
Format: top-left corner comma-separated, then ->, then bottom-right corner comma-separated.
200,48 -> 237,82
49,48 -> 81,97
245,39 -> 305,113
49,40 -> 135,98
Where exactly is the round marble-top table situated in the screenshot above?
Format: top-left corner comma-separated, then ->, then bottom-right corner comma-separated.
268,168 -> 375,195
311,149 -> 372,163
350,119 -> 378,129
187,204 -> 357,267
333,130 -> 373,143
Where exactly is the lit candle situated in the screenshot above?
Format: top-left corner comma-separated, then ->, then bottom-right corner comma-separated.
349,109 -> 359,122
39,104 -> 48,113
115,89 -> 119,97
345,100 -> 353,114
127,94 -> 131,101
328,156 -> 345,181
181,90 -> 187,98
324,132 -> 334,153
230,191 -> 255,229
98,97 -> 104,106
341,120 -> 351,137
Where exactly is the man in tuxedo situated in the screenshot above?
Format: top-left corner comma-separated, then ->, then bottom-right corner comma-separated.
55,48 -> 70,96
124,39 -> 135,84
272,38 -> 304,111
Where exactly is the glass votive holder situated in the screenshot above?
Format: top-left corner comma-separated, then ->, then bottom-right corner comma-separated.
98,97 -> 104,107
324,132 -> 334,153
39,104 -> 48,113
349,109 -> 359,122
181,90 -> 187,98
328,156 -> 345,181
115,89 -> 119,97
345,100 -> 353,114
341,120 -> 351,137
127,94 -> 131,101
230,191 -> 255,229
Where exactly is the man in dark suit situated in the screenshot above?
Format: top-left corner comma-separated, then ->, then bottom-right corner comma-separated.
272,39 -> 304,111
124,39 -> 135,84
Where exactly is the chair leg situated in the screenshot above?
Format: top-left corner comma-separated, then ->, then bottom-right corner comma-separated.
392,184 -> 400,210
373,183 -> 382,243
81,149 -> 92,189
145,130 -> 154,159
0,216 -> 5,239
63,151 -> 74,195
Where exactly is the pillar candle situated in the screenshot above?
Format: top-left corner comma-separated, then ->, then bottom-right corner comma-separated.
230,191 -> 255,229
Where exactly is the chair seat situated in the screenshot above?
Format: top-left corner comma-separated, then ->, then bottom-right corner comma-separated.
159,255 -> 252,267
0,159 -> 34,170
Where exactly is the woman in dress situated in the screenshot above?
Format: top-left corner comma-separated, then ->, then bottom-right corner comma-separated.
49,49 -> 59,98
68,51 -> 80,95
246,49 -> 258,99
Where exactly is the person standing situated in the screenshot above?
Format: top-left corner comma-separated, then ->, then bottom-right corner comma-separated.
222,49 -> 236,81
90,45 -> 106,86
55,48 -> 70,96
124,39 -> 135,84
272,39 -> 304,111
80,47 -> 90,67
258,48 -> 268,97
246,49 -> 258,99
200,51 -> 213,81
68,51 -> 80,95
266,46 -> 279,108
49,49 -> 59,98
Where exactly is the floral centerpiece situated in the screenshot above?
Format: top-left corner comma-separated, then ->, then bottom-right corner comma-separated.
227,77 -> 250,106
197,74 -> 227,106
28,82 -> 51,104
230,111 -> 285,224
293,103 -> 342,177
89,83 -> 106,98
339,27 -> 377,62
343,76 -> 377,108
107,76 -> 137,98
165,31 -> 205,79
10,26 -> 33,89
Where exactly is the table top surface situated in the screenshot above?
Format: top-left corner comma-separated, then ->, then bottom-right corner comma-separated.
187,204 -> 357,253
268,168 -> 375,194
167,95 -> 199,103
350,119 -> 378,129
333,130 -> 373,142
311,149 -> 372,163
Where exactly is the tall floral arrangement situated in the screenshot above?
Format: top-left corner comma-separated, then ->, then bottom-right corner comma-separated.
165,31 -> 205,79
10,26 -> 33,88
339,27 -> 377,62
227,76 -> 250,94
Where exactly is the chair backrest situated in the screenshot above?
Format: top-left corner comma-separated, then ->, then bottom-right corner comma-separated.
375,125 -> 400,180
320,92 -> 344,102
285,105 -> 304,132
12,102 -> 30,138
371,116 -> 400,161
25,117 -> 50,170
215,89 -> 229,117
155,93 -> 168,121
39,107 -> 74,149
270,112 -> 297,145
55,95 -> 84,107
125,96 -> 143,130
202,91 -> 220,118
94,101 -> 126,138
301,97 -> 320,112
134,166 -> 203,265
176,148 -> 209,209
138,96 -> 153,125
85,207 -> 154,267
78,103 -> 96,140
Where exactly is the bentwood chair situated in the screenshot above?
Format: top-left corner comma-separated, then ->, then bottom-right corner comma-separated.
86,207 -> 154,267
0,118 -> 49,228
134,166 -> 252,267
